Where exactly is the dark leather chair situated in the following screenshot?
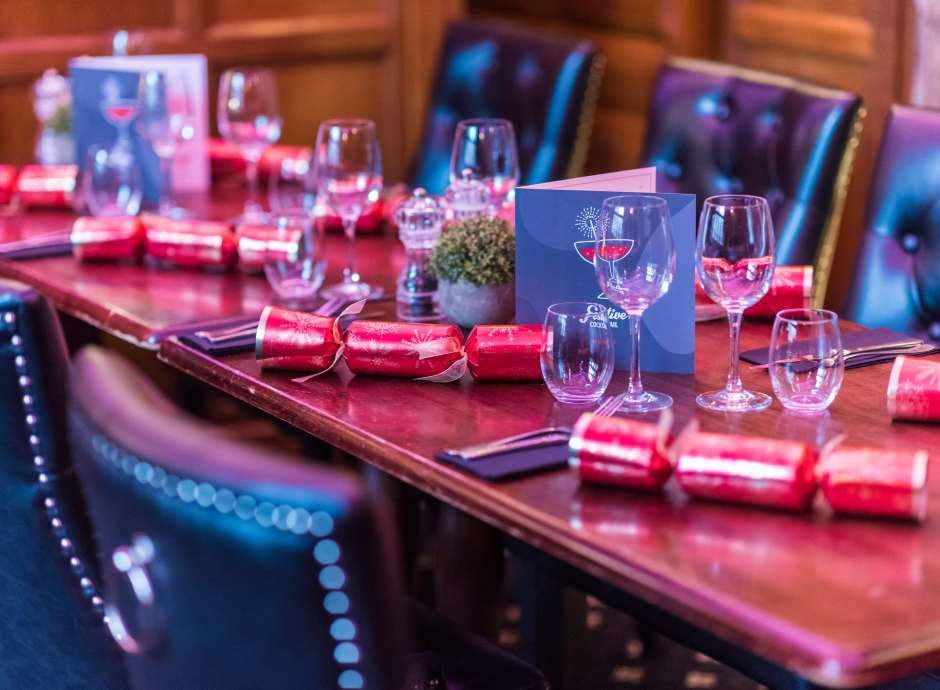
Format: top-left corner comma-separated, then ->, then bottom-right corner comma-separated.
641,57 -> 864,304
843,105 -> 940,340
69,345 -> 547,690
409,17 -> 604,195
0,280 -> 128,689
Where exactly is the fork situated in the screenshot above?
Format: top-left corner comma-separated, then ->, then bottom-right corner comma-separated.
194,294 -> 347,342
749,339 -> 928,370
443,392 -> 625,460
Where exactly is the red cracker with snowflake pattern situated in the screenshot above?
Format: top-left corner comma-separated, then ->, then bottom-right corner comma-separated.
255,307 -> 342,371
695,265 -> 812,318
344,321 -> 464,378
817,444 -> 929,522
675,431 -> 817,511
71,216 -> 144,261
465,324 -> 543,381
569,413 -> 674,491
887,356 -> 940,422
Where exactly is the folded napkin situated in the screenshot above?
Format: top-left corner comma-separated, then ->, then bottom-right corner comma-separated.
741,327 -> 939,370
434,437 -> 569,481
0,240 -> 73,260
176,316 -> 261,355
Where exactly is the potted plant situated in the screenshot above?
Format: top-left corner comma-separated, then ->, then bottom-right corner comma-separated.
430,216 -> 515,328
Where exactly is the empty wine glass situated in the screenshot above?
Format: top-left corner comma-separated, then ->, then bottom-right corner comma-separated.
263,213 -> 325,303
82,145 -> 142,217
541,302 -> 614,404
217,67 -> 282,223
596,195 -> 676,413
769,309 -> 844,413
315,118 -> 383,300
138,70 -> 192,218
696,195 -> 776,412
450,118 -> 519,210
268,149 -> 316,215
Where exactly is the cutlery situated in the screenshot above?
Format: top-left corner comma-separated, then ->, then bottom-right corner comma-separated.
750,339 -> 927,370
443,391 -> 625,461
194,294 -> 347,342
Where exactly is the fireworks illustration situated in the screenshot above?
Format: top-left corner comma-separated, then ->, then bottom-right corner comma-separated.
575,206 -> 601,238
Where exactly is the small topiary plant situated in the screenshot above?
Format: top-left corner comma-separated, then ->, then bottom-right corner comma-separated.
429,216 -> 515,286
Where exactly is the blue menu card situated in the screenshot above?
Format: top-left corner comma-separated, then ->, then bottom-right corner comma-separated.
515,168 -> 696,373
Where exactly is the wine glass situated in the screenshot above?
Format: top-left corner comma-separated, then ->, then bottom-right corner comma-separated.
696,195 -> 776,412
450,118 -> 519,210
138,70 -> 192,218
268,149 -> 316,216
217,68 -> 282,223
315,118 -> 383,300
596,195 -> 676,413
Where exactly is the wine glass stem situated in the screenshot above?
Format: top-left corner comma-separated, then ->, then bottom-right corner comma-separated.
158,155 -> 173,215
627,313 -> 644,398
725,310 -> 744,394
245,156 -> 261,214
342,217 -> 359,284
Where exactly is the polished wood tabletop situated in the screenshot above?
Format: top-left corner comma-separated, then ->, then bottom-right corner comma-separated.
5,204 -> 940,687
0,199 -> 401,348
155,259 -> 940,689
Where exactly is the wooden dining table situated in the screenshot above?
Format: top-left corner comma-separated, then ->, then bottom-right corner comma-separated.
3,203 -> 940,690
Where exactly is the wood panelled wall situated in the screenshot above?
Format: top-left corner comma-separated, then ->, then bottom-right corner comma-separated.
0,1 -> 917,305
0,0 -> 464,182
468,0 -> 914,308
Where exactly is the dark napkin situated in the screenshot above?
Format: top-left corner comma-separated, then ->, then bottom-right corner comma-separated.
0,240 -> 72,260
435,437 -> 569,481
741,327 -> 939,370
177,316 -> 259,355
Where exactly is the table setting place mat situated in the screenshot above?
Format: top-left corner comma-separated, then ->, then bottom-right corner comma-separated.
740,327 -> 939,370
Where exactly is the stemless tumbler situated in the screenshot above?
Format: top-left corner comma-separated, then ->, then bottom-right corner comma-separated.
696,195 -> 775,412
263,213 -> 325,303
82,145 -> 142,217
769,308 -> 844,413
540,302 -> 615,405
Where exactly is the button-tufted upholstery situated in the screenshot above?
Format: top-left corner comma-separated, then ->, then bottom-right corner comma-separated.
0,281 -> 128,689
69,345 -> 547,690
642,58 -> 863,303
409,18 -> 604,195
843,105 -> 940,341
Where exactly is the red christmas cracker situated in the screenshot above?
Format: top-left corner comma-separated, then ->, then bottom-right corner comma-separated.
70,216 -> 144,261
887,355 -> 940,422
675,430 -> 817,511
465,324 -> 543,381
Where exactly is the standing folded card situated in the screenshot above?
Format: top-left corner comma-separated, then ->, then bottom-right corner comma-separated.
515,168 -> 695,373
70,54 -> 209,204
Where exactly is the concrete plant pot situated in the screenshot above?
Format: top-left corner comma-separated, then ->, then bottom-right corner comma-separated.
438,279 -> 515,328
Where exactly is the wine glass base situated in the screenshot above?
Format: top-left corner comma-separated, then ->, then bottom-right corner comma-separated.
696,389 -> 772,413
617,391 -> 673,414
319,281 -> 383,301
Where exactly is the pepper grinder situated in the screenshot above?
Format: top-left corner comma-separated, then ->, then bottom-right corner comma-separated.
445,168 -> 491,222
394,188 -> 445,322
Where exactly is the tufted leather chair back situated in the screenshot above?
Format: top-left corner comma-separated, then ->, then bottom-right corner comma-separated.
0,281 -> 128,689
642,58 -> 863,303
69,346 -> 409,690
843,105 -> 940,340
409,18 -> 604,195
